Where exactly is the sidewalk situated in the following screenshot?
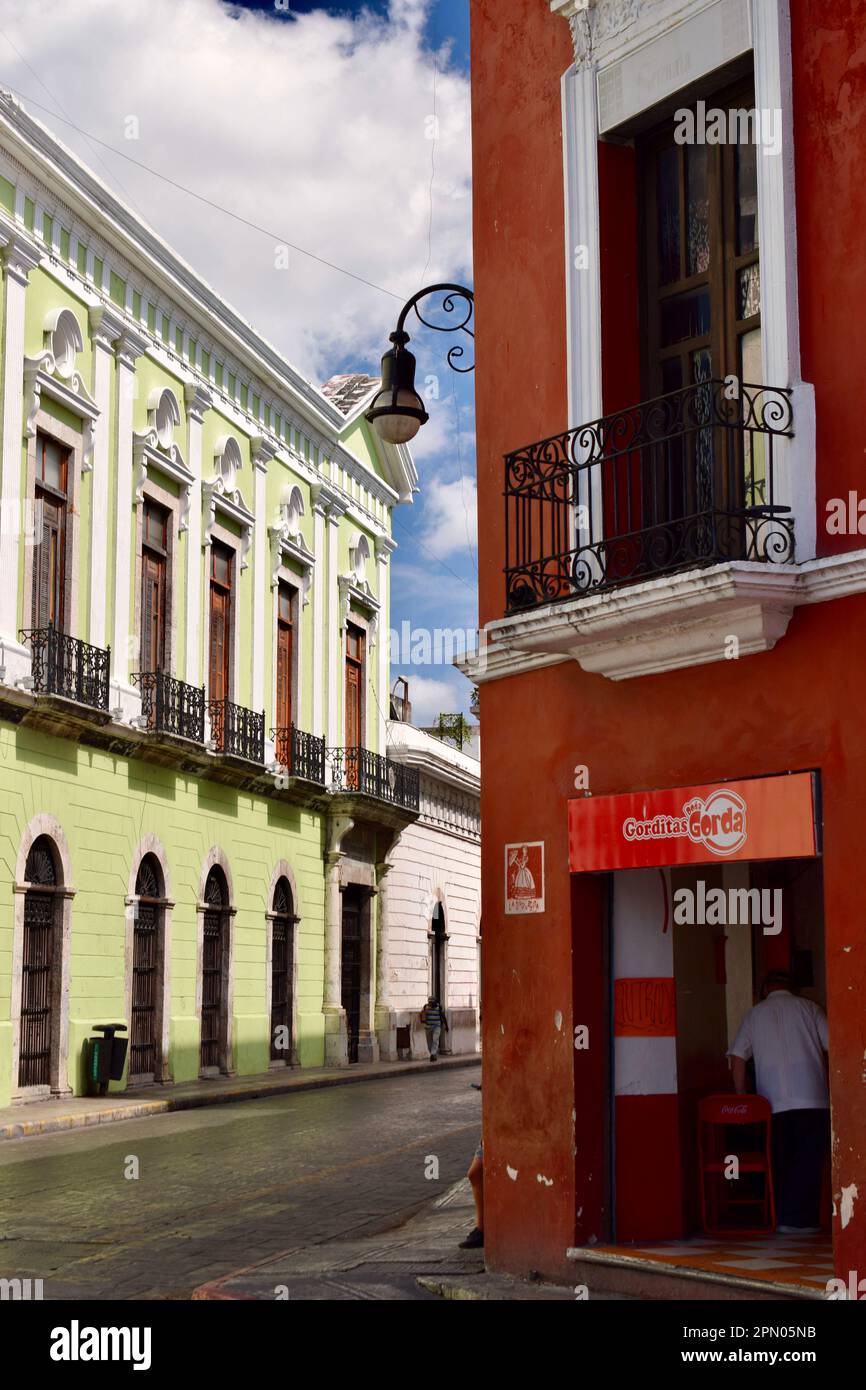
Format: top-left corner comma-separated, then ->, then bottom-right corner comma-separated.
0,1053 -> 481,1142
192,1179 -> 598,1301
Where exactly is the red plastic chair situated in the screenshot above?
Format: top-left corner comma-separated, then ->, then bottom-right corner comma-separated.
698,1094 -> 775,1236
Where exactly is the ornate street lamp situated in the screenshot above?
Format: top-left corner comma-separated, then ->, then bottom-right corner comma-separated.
365,282 -> 474,445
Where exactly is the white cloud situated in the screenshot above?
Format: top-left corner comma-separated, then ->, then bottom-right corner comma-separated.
392,670 -> 466,724
417,472 -> 477,560
0,0 -> 472,383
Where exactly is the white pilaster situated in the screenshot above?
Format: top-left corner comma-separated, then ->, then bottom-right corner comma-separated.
183,382 -> 212,686
374,534 -> 396,756
250,436 -> 275,715
112,326 -> 148,694
311,497 -> 326,738
87,305 -> 124,651
753,0 -> 815,563
0,227 -> 41,654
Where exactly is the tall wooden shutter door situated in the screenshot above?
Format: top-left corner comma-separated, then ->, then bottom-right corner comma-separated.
141,553 -> 166,672
32,499 -> 61,629
209,588 -> 227,701
277,619 -> 292,729
346,662 -> 360,748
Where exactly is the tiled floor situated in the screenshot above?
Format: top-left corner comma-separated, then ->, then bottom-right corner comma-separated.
595,1234 -> 834,1291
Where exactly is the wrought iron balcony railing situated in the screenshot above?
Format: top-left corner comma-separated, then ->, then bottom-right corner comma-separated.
207,696 -> 265,763
504,379 -> 795,613
328,745 -> 420,812
270,724 -> 326,784
132,670 -> 205,743
19,624 -> 110,712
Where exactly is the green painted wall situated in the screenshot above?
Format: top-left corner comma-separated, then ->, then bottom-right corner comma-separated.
0,723 -> 326,1106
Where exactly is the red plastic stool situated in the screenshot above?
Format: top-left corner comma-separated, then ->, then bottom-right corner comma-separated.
698,1094 -> 775,1236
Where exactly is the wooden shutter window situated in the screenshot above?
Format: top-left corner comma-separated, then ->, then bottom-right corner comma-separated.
345,623 -> 364,751
209,543 -> 233,703
141,501 -> 169,673
32,434 -> 69,632
276,584 -> 294,730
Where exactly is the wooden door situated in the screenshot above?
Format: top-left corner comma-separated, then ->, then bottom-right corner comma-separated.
276,585 -> 293,730
638,81 -> 761,534
209,544 -> 232,704
32,435 -> 69,631
141,552 -> 166,673
141,501 -> 168,673
341,890 -> 363,1064
345,622 -> 364,733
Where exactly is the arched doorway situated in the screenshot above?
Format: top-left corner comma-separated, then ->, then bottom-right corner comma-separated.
130,854 -> 167,1082
430,902 -> 447,1006
270,877 -> 297,1063
18,836 -> 62,1089
201,866 -> 230,1073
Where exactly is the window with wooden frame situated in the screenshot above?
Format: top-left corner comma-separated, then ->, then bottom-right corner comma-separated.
140,499 -> 170,674
275,582 -> 294,733
345,622 -> 364,753
32,434 -> 70,631
208,542 -> 233,704
637,77 -> 761,525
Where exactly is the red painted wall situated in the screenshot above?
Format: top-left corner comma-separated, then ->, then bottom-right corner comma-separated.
471,0 -> 866,1280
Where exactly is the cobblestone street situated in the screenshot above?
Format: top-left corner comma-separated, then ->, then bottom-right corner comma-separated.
0,1065 -> 482,1300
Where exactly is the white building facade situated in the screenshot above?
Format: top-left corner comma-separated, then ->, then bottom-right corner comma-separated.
376,718 -> 481,1059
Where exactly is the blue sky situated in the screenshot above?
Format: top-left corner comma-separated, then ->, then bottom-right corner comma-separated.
0,0 -> 477,725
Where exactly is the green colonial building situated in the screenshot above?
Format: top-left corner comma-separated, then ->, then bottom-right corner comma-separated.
0,93 -> 421,1107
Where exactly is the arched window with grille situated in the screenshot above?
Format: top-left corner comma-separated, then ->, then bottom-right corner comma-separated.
19,836 -> 61,1089
269,877 -> 297,1064
130,854 -> 166,1081
201,866 -> 230,1073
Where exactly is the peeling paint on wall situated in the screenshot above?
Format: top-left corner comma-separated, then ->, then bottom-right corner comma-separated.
506,1165 -> 519,1181
554,1010 -> 563,1031
841,1183 -> 859,1229
537,1173 -> 554,1186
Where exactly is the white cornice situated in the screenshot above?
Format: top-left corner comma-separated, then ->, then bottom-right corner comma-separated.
463,552 -> 866,683
386,721 -> 480,796
0,96 -> 357,448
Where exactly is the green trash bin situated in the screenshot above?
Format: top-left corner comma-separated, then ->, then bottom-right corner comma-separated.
84,1023 -> 128,1096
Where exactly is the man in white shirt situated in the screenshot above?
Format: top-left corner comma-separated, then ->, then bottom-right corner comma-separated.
727,971 -> 830,1234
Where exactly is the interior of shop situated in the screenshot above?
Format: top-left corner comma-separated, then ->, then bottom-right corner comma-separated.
603,858 -> 832,1292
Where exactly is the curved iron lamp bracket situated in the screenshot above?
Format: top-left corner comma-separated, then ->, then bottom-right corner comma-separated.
391,282 -> 474,374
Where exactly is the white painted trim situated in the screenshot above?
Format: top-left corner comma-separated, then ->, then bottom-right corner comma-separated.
462,550 -> 866,683
0,226 -> 41,645
112,327 -> 148,701
312,503 -> 325,738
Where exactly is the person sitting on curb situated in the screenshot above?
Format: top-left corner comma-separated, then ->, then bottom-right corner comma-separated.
420,996 -> 448,1061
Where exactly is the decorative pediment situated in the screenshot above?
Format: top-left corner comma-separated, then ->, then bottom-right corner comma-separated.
132,430 -> 195,531
268,486 -> 314,602
338,535 -> 380,644
202,433 -> 254,568
202,475 -> 254,569
24,307 -> 99,470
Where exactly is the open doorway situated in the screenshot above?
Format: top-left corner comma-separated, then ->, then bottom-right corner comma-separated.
609,856 -> 831,1291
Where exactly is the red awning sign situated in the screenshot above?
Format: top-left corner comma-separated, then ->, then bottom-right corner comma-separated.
568,773 -> 819,873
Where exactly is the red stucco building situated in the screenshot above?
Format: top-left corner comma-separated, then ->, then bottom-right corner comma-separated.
465,0 -> 866,1292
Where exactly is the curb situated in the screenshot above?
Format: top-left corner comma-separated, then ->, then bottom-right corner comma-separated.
0,1054 -> 481,1142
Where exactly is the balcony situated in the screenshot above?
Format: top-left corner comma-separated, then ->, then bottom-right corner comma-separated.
132,670 -> 205,743
207,696 -> 265,763
504,379 -> 794,614
327,745 -> 420,812
271,724 -> 326,784
19,625 -> 110,713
